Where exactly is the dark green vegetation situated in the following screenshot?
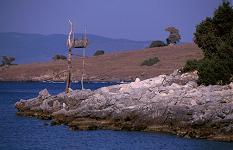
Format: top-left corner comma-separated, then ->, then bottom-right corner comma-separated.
141,56 -> 160,66
165,27 -> 181,45
0,56 -> 16,66
94,50 -> 105,56
183,2 -> 233,85
149,40 -> 166,48
181,59 -> 199,73
52,54 -> 67,61
197,59 -> 232,85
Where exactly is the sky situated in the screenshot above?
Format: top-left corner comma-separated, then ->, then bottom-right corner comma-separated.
0,0 -> 221,42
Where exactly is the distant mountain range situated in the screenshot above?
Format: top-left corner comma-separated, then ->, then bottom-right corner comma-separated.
0,32 -> 150,64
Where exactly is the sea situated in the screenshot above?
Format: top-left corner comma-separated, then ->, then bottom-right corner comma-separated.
0,81 -> 233,150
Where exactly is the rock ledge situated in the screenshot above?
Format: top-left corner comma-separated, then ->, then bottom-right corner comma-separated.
15,70 -> 233,142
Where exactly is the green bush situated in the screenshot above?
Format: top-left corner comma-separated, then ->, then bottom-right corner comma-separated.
197,58 -> 232,85
52,54 -> 67,60
149,41 -> 166,48
180,59 -> 199,73
141,56 -> 160,66
182,2 -> 233,85
94,50 -> 105,56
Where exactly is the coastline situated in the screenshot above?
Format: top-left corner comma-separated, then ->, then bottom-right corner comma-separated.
15,70 -> 233,142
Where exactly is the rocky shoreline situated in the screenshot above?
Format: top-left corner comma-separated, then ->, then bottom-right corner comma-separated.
15,70 -> 233,142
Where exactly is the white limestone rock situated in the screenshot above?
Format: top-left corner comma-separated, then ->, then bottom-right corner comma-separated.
38,89 -> 50,99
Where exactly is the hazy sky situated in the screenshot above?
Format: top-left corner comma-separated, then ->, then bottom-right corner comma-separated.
0,0 -> 220,41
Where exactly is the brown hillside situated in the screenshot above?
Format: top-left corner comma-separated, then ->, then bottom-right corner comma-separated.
0,43 -> 203,82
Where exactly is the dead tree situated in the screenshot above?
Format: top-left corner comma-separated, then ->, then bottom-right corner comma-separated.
66,20 -> 74,94
65,20 -> 88,94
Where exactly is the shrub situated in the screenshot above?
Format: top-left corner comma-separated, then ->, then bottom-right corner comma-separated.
183,2 -> 233,85
94,50 -> 105,56
197,58 -> 232,85
180,59 -> 199,73
141,56 -> 160,66
52,55 -> 67,61
149,41 -> 166,48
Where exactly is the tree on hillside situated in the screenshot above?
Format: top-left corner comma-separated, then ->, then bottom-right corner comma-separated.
165,26 -> 181,45
149,40 -> 166,48
195,2 -> 233,59
94,50 -> 105,56
194,1 -> 233,61
1,56 -> 15,66
183,1 -> 233,85
52,54 -> 67,61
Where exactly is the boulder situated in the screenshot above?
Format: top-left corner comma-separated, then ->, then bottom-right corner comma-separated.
38,89 -> 50,99
230,82 -> 233,89
53,100 -> 61,112
135,78 -> 140,83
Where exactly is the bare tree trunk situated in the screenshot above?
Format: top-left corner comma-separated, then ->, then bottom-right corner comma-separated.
66,20 -> 73,94
66,47 -> 72,94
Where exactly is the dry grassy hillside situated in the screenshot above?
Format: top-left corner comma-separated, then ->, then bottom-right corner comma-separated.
0,43 -> 203,81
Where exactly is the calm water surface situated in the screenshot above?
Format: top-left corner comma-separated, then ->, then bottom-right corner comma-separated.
0,81 -> 233,150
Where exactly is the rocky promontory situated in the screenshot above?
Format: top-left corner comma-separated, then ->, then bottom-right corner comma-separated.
15,70 -> 233,142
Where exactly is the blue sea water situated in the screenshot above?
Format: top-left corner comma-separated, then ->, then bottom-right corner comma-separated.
0,81 -> 233,150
